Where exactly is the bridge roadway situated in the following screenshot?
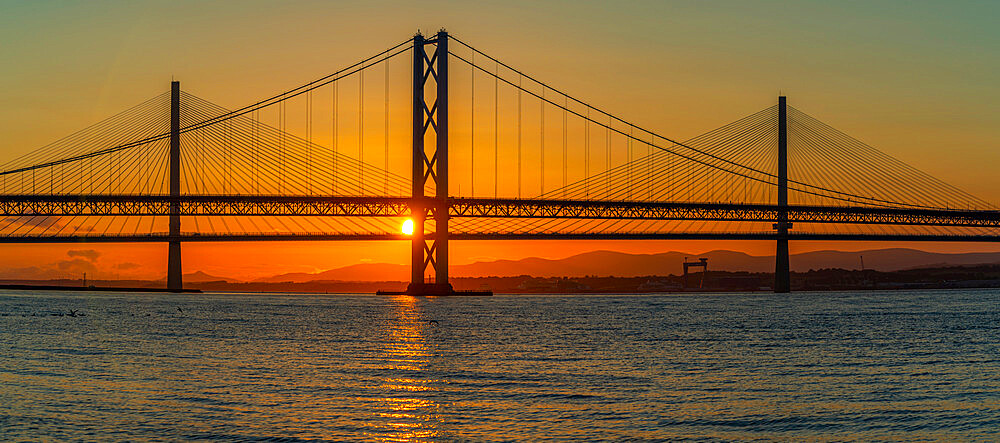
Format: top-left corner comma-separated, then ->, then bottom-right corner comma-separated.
1,194 -> 999,243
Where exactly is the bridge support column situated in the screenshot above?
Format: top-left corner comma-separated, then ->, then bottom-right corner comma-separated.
774,96 -> 791,293
167,81 -> 182,292
406,30 -> 454,296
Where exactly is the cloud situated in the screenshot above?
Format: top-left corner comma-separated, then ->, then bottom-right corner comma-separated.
0,266 -> 47,280
0,258 -> 97,280
2,216 -> 63,230
67,249 -> 101,262
56,258 -> 98,274
0,255 -> 145,281
71,224 -> 96,233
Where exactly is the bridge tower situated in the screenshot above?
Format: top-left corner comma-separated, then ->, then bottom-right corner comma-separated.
774,96 -> 791,293
407,30 -> 453,295
167,81 -> 183,292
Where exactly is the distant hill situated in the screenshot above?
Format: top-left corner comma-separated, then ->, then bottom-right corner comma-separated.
183,271 -> 236,283
255,263 -> 410,283
253,248 -> 1000,282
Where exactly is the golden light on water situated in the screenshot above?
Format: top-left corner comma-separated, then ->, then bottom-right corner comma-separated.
361,295 -> 441,441
401,219 -> 414,236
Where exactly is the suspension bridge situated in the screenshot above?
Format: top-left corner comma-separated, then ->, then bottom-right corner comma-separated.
2,30 -> 998,294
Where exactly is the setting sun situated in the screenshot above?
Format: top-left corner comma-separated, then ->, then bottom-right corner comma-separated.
401,219 -> 414,235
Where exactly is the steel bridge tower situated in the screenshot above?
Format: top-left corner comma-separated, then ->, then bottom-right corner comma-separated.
407,30 -> 454,296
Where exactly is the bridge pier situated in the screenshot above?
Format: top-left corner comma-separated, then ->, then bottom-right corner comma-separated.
774,96 -> 791,293
167,81 -> 183,292
168,240 -> 181,291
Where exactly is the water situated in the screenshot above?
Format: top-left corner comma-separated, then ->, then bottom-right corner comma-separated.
1,290 -> 999,441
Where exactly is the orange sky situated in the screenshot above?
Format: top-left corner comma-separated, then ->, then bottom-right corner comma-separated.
4,240 -> 1000,282
1,1 -> 999,281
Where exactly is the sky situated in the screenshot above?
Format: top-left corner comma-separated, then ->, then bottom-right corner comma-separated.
1,0 -> 999,281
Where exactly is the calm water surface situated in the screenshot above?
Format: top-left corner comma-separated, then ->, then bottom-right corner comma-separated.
1,289 -> 999,441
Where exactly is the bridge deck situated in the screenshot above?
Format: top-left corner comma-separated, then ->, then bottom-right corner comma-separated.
1,195 -> 998,227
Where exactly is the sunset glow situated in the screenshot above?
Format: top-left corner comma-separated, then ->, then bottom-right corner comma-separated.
4,2 -> 1000,441
0,1 -> 998,282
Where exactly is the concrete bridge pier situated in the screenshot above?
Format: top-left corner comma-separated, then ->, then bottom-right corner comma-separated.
774,96 -> 791,293
167,81 -> 183,292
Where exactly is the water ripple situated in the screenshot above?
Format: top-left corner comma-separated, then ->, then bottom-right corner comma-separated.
1,289 -> 999,440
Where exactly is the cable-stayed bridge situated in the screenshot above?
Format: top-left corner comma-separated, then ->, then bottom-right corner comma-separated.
2,31 -> 998,294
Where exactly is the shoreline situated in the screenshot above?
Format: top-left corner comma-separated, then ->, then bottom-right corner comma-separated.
0,284 -> 202,293
1,285 -> 996,297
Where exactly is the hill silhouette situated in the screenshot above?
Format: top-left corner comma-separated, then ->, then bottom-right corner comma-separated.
253,248 -> 1000,282
182,271 -> 235,283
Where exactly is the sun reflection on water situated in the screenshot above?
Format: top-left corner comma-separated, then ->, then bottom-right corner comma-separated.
362,295 -> 441,442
